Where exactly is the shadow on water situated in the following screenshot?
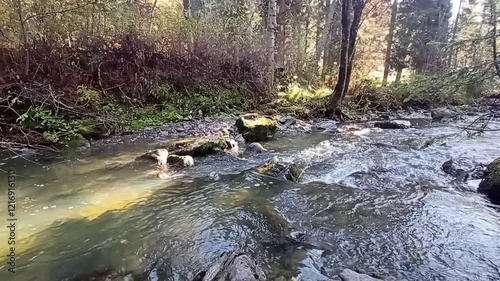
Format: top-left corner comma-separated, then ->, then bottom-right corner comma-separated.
1,170 -> 313,281
2,114 -> 500,281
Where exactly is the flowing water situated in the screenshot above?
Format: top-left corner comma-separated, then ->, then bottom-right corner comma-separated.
1,114 -> 500,281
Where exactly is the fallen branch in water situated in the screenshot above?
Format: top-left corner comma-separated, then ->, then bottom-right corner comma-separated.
455,109 -> 499,134
0,141 -> 59,152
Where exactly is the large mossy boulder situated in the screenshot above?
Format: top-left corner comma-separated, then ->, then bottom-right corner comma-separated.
478,157 -> 500,200
162,136 -> 237,157
256,156 -> 303,183
236,113 -> 278,142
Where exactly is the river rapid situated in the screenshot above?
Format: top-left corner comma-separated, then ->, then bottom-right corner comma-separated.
1,112 -> 500,281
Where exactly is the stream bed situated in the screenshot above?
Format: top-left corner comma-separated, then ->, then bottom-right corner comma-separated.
1,113 -> 500,281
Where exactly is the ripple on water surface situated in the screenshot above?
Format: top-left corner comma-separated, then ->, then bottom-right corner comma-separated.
1,115 -> 500,281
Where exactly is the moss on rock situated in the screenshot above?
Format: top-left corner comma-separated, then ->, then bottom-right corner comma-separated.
235,113 -> 278,142
66,134 -> 90,149
256,156 -> 302,183
478,157 -> 500,200
162,136 -> 235,157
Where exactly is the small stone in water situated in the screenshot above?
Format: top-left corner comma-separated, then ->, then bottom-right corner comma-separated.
42,206 -> 49,210
120,239 -> 128,244
51,205 -> 56,208
254,183 -> 261,187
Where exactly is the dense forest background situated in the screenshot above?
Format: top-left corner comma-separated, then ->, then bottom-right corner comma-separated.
0,0 -> 499,148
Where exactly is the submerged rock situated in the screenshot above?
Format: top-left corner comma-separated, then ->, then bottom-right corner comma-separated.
478,157 -> 500,200
235,113 -> 278,142
256,156 -> 303,183
431,107 -> 455,121
442,159 -> 469,182
313,120 -> 338,132
337,269 -> 383,281
442,159 -> 488,182
374,120 -> 411,129
167,155 -> 194,167
162,136 -> 236,157
242,142 -> 268,156
69,269 -> 136,281
192,251 -> 266,281
139,148 -> 169,167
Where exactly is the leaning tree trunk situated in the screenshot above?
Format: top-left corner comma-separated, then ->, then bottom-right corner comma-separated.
183,0 -> 194,54
382,0 -> 398,86
330,0 -> 366,119
314,0 -> 326,63
330,0 -> 351,115
341,3 -> 364,98
318,0 -> 337,78
447,0 -> 463,68
276,0 -> 290,70
490,0 -> 500,78
266,0 -> 278,90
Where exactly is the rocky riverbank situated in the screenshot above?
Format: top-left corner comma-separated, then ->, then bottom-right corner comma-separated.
88,105 -> 490,148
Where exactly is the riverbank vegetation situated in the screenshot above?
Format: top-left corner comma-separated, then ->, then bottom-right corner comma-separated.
1,0 -> 499,149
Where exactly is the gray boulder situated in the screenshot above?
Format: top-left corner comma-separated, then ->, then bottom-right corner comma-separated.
279,116 -> 297,127
193,251 -> 266,281
374,120 -> 411,129
431,108 -> 455,121
314,120 -> 338,132
242,143 -> 268,156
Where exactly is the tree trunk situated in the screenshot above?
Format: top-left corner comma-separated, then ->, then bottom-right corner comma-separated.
382,0 -> 398,86
447,0 -> 463,68
14,0 -> 28,76
317,0 -> 337,75
490,0 -> 500,77
331,0 -> 350,113
395,67 -> 403,83
247,0 -> 256,38
266,0 -> 278,89
330,0 -> 366,118
183,0 -> 193,54
304,1 -> 311,64
341,4 -> 363,98
276,0 -> 289,70
314,0 -> 326,63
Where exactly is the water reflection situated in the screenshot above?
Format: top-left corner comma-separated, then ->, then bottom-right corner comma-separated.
1,115 -> 500,280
